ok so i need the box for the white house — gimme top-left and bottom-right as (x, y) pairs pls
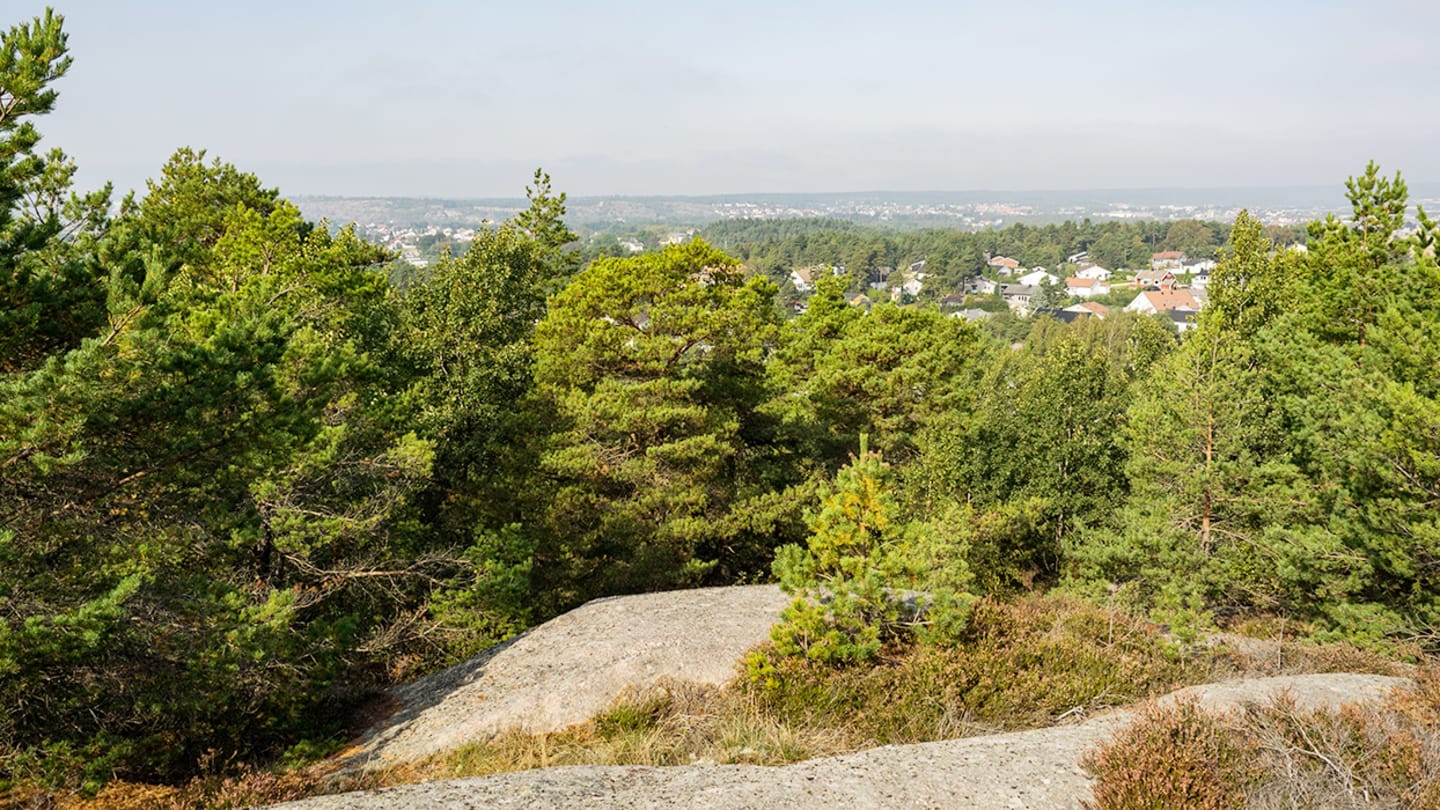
(1075, 264), (1112, 281)
(988, 256), (1021, 275)
(1065, 301), (1111, 319)
(966, 276), (999, 295)
(1183, 258), (1217, 289)
(1166, 309), (1201, 334)
(890, 271), (924, 300)
(1017, 269), (1059, 287)
(951, 308), (991, 322)
(1134, 269), (1178, 289)
(1151, 250), (1186, 271)
(1065, 276), (1108, 297)
(1126, 287), (1201, 316)
(1001, 283), (1039, 313)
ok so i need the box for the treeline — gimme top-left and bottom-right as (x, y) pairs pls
(702, 213), (1307, 297)
(3, 9), (1439, 795)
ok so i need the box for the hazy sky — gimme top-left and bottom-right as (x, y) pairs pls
(28, 0), (1440, 198)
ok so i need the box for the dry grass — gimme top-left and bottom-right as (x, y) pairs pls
(1, 758), (378, 810)
(394, 593), (1219, 787)
(741, 593), (1213, 741)
(1208, 615), (1421, 680)
(390, 679), (854, 785)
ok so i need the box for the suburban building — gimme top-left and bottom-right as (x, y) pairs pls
(1001, 283), (1039, 313)
(950, 308), (991, 322)
(988, 255), (1021, 275)
(1065, 301), (1111, 319)
(1126, 287), (1201, 315)
(965, 276), (999, 295)
(1017, 268), (1060, 287)
(1166, 309), (1201, 333)
(1151, 250), (1186, 271)
(1134, 269), (1178, 289)
(1065, 276), (1108, 297)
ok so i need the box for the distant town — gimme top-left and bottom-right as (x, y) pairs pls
(295, 185), (1439, 272)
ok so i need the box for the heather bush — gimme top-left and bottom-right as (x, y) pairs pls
(1085, 697), (1258, 810)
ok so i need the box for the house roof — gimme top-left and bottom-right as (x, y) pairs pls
(1152, 250), (1185, 261)
(988, 256), (1020, 269)
(1065, 276), (1097, 288)
(1067, 301), (1111, 316)
(1138, 288), (1200, 312)
(952, 308), (990, 322)
(1032, 308), (1084, 323)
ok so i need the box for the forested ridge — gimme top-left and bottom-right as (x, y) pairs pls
(3, 9), (1439, 799)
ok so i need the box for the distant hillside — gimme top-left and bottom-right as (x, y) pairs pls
(293, 183), (1440, 232)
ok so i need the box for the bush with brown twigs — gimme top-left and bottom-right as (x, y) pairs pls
(1086, 670), (1440, 810)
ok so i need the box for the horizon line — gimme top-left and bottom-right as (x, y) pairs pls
(289, 180), (1440, 203)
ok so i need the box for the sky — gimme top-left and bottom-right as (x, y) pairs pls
(26, 0), (1440, 198)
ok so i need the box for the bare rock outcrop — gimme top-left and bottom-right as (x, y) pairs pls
(333, 584), (791, 770)
(282, 674), (1410, 810)
(280, 585), (1413, 809)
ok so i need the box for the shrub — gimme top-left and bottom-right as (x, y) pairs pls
(1085, 697), (1258, 810)
(1087, 667), (1440, 809)
(746, 594), (1201, 742)
(770, 445), (974, 664)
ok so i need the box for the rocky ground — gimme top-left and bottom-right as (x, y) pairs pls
(331, 585), (793, 771)
(272, 587), (1413, 810)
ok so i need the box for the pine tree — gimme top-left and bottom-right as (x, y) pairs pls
(770, 442), (974, 663)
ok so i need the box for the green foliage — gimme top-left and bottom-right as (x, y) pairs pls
(523, 240), (786, 613)
(0, 144), (438, 785)
(748, 595), (1198, 741)
(1075, 167), (1440, 648)
(765, 295), (989, 469)
(1162, 219), (1219, 257)
(769, 446), (974, 663)
(1070, 216), (1303, 626)
(915, 331), (1132, 593)
(0, 8), (70, 231)
(0, 9), (112, 373)
(512, 168), (579, 253)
